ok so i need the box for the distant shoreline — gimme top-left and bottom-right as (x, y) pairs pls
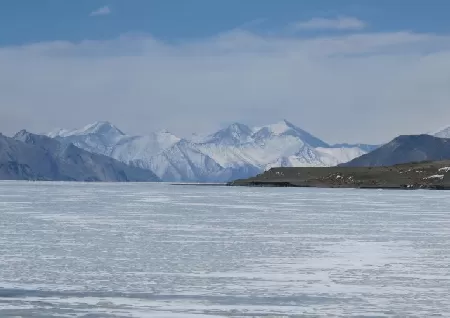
(228, 161), (450, 190)
(171, 183), (227, 186)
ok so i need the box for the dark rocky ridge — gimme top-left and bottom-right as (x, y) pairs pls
(340, 134), (450, 167)
(0, 131), (161, 182)
(229, 161), (450, 189)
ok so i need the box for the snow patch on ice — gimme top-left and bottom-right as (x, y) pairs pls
(424, 174), (444, 180)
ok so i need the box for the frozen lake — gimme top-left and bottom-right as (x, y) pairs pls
(0, 182), (449, 317)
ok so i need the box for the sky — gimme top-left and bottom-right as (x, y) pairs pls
(1, 0), (450, 144)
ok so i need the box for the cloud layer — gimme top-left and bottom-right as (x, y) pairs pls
(293, 17), (367, 31)
(90, 6), (111, 17)
(1, 25), (450, 144)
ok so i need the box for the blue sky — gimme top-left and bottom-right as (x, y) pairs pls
(1, 1), (450, 143)
(2, 0), (450, 45)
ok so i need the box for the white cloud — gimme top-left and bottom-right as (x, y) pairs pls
(90, 5), (111, 17)
(1, 29), (450, 144)
(293, 16), (367, 31)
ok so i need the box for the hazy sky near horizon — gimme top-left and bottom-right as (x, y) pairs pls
(1, 0), (450, 144)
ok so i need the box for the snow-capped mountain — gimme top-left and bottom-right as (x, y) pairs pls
(50, 122), (221, 182)
(251, 120), (329, 148)
(50, 122), (180, 160)
(134, 140), (232, 182)
(111, 130), (181, 163)
(49, 121), (125, 138)
(48, 120), (373, 182)
(203, 123), (254, 146)
(196, 120), (366, 171)
(49, 121), (126, 155)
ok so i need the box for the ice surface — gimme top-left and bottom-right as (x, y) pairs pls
(1, 182), (450, 317)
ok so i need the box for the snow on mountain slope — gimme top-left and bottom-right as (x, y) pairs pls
(434, 126), (450, 139)
(111, 130), (180, 163)
(48, 120), (370, 182)
(264, 146), (365, 170)
(197, 121), (364, 172)
(51, 122), (180, 165)
(49, 121), (126, 156)
(252, 120), (329, 148)
(48, 128), (71, 138)
(203, 123), (254, 145)
(315, 147), (367, 166)
(198, 134), (310, 169)
(265, 156), (321, 170)
(264, 145), (326, 170)
(133, 140), (231, 182)
(50, 121), (125, 138)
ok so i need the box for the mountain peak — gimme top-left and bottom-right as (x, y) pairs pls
(252, 120), (329, 148)
(229, 122), (251, 129)
(204, 122), (253, 145)
(49, 121), (125, 138)
(280, 118), (294, 126)
(14, 130), (52, 144)
(48, 128), (71, 138)
(268, 120), (296, 134)
(13, 130), (59, 150)
(253, 120), (301, 137)
(79, 121), (125, 136)
(226, 122), (253, 135)
(13, 129), (29, 139)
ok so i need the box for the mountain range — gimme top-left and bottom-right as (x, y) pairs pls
(2, 120), (450, 182)
(48, 120), (378, 182)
